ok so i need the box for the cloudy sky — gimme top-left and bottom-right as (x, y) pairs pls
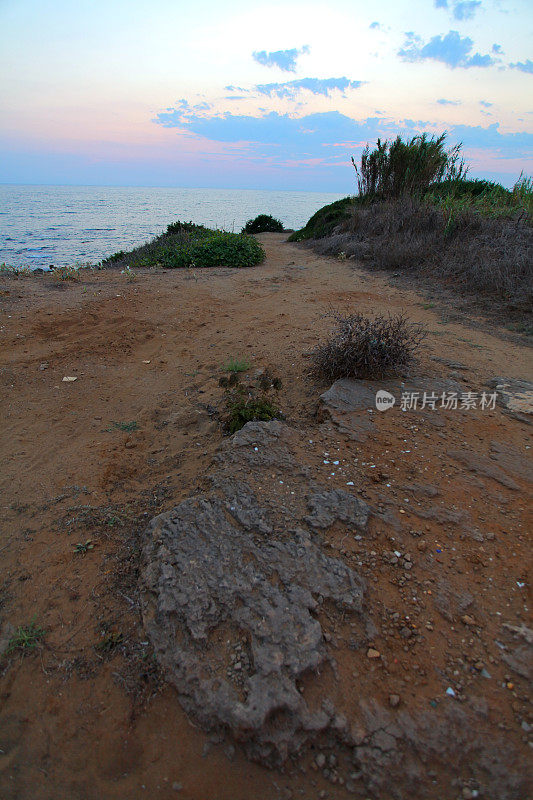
(1, 0), (532, 190)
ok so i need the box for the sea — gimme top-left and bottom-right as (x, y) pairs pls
(0, 185), (346, 270)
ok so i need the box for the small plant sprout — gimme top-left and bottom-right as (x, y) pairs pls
(121, 265), (136, 282)
(5, 618), (45, 656)
(73, 539), (94, 554)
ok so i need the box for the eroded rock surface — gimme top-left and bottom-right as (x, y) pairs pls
(141, 421), (369, 765)
(139, 419), (529, 797)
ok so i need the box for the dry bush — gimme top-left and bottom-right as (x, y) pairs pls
(312, 199), (533, 319)
(311, 312), (425, 381)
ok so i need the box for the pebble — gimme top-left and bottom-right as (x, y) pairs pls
(367, 648), (381, 659)
(389, 694), (401, 708)
(315, 753), (326, 768)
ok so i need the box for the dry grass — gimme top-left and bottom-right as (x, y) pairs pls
(312, 198), (532, 321)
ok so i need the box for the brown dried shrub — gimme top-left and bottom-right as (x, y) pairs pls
(311, 311), (426, 381)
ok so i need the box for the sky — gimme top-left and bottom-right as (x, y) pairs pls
(0, 0), (532, 191)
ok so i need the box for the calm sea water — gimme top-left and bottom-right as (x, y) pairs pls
(0, 185), (345, 269)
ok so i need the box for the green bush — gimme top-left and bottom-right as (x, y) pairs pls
(103, 222), (265, 270)
(288, 197), (356, 241)
(242, 214), (284, 234)
(165, 220), (210, 236)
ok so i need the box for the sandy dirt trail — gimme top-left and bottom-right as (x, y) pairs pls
(0, 233), (531, 799)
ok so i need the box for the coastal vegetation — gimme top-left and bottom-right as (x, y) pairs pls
(103, 221), (265, 270)
(287, 197), (355, 242)
(289, 134), (532, 320)
(242, 214), (284, 233)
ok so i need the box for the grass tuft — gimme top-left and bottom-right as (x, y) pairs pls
(221, 357), (251, 373)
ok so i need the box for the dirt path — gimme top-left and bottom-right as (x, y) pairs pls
(0, 233), (531, 799)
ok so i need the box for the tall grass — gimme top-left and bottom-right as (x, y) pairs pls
(352, 133), (467, 201)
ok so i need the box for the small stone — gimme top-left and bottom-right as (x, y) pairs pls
(389, 694), (401, 708)
(367, 648), (381, 659)
(315, 753), (326, 769)
(461, 614), (475, 626)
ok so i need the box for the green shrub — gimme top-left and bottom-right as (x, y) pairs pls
(165, 220), (210, 236)
(288, 197), (356, 241)
(311, 311), (426, 381)
(103, 223), (265, 270)
(242, 214), (284, 234)
(106, 250), (127, 263)
(226, 388), (281, 433)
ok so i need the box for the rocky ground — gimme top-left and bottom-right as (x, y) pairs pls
(0, 233), (531, 799)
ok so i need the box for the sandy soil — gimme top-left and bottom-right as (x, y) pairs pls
(0, 233), (531, 799)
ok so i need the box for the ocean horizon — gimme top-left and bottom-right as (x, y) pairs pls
(0, 184), (347, 270)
